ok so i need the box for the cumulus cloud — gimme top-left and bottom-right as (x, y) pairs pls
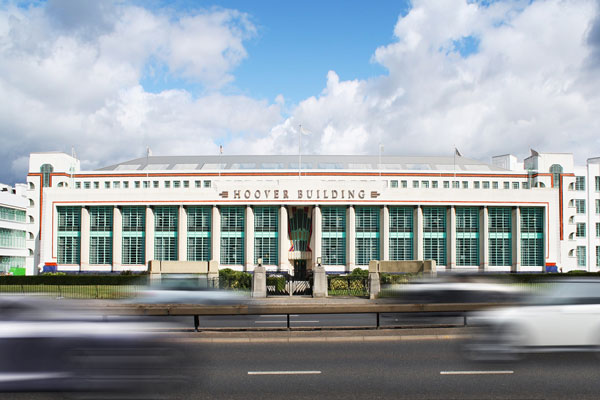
(267, 0), (600, 165)
(0, 0), (277, 183)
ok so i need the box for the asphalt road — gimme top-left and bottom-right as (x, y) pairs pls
(5, 338), (600, 399)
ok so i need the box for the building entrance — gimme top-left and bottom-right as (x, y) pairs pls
(293, 259), (308, 280)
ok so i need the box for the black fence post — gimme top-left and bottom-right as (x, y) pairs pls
(194, 315), (200, 332)
(376, 312), (380, 329)
(287, 314), (291, 330)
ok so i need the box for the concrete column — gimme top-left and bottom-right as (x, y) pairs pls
(347, 205), (356, 272)
(381, 205), (389, 261)
(312, 264), (328, 298)
(245, 206), (254, 270)
(251, 264), (266, 298)
(447, 206), (456, 269)
(80, 207), (90, 269)
(112, 206), (122, 270)
(512, 206), (521, 272)
(279, 206), (290, 272)
(145, 206), (154, 265)
(211, 206), (220, 266)
(480, 206), (489, 272)
(415, 206), (424, 260)
(178, 205), (187, 261)
(312, 205), (322, 267)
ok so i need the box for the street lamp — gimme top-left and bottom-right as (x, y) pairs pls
(316, 256), (322, 267)
(257, 257), (263, 267)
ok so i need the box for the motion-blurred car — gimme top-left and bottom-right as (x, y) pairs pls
(0, 296), (190, 395)
(382, 275), (527, 303)
(464, 279), (600, 360)
(132, 277), (249, 304)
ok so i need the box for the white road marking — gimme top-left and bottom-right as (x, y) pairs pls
(440, 371), (514, 375)
(291, 321), (319, 323)
(254, 320), (320, 324)
(248, 371), (321, 375)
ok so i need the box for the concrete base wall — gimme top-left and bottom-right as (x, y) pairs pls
(369, 260), (437, 274)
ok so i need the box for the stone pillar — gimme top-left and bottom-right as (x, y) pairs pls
(312, 263), (328, 298)
(80, 207), (90, 269)
(415, 206), (424, 261)
(178, 205), (187, 261)
(211, 206), (221, 266)
(312, 205), (322, 267)
(512, 206), (521, 272)
(112, 206), (122, 270)
(381, 205), (389, 261)
(480, 206), (489, 272)
(145, 206), (154, 266)
(252, 264), (266, 298)
(279, 206), (290, 272)
(245, 205), (254, 271)
(347, 205), (356, 272)
(447, 206), (456, 269)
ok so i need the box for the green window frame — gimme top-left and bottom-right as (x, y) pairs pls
(0, 228), (26, 249)
(575, 176), (585, 191)
(154, 206), (178, 261)
(57, 206), (81, 264)
(575, 199), (586, 214)
(355, 207), (380, 266)
(220, 206), (244, 265)
(40, 163), (53, 187)
(488, 207), (512, 266)
(456, 207), (479, 266)
(423, 207), (446, 266)
(389, 207), (413, 261)
(549, 164), (563, 188)
(596, 246), (600, 267)
(187, 207), (211, 262)
(520, 207), (544, 266)
(254, 207), (278, 265)
(576, 223), (586, 238)
(0, 206), (26, 223)
(89, 206), (113, 265)
(322, 207), (346, 265)
(577, 246), (586, 267)
(122, 206), (145, 265)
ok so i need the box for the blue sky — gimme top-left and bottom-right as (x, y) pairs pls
(139, 0), (412, 104)
(1, 0), (599, 184)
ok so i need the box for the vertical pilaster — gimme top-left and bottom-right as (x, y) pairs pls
(211, 206), (220, 265)
(448, 206), (456, 269)
(145, 206), (154, 265)
(245, 205), (254, 270)
(80, 207), (90, 269)
(512, 206), (521, 272)
(312, 205), (322, 267)
(415, 206), (424, 261)
(279, 205), (290, 272)
(112, 206), (122, 269)
(347, 205), (356, 272)
(480, 206), (489, 272)
(381, 205), (389, 261)
(178, 205), (187, 261)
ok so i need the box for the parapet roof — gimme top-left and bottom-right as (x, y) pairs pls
(98, 155), (507, 172)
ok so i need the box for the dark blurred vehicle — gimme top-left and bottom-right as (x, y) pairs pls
(464, 279), (600, 360)
(132, 277), (249, 304)
(382, 275), (527, 303)
(0, 296), (190, 396)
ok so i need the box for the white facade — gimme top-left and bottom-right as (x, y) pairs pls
(0, 183), (32, 274)
(24, 150), (600, 275)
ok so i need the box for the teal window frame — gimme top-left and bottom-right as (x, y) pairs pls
(576, 223), (586, 238)
(322, 207), (346, 265)
(154, 206), (178, 261)
(220, 206), (245, 265)
(575, 176), (585, 191)
(577, 246), (586, 267)
(488, 207), (512, 266)
(254, 206), (278, 265)
(355, 207), (380, 266)
(575, 199), (586, 214)
(520, 207), (544, 266)
(57, 206), (81, 264)
(89, 206), (113, 265)
(0, 206), (26, 223)
(187, 206), (211, 262)
(456, 207), (479, 266)
(423, 207), (446, 266)
(122, 206), (145, 265)
(389, 207), (413, 261)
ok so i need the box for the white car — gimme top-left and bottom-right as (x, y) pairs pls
(465, 279), (600, 360)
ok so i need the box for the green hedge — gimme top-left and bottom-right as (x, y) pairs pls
(0, 274), (148, 285)
(219, 268), (252, 290)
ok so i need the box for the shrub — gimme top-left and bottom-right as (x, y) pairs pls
(350, 268), (369, 277)
(330, 278), (349, 291)
(219, 268), (252, 290)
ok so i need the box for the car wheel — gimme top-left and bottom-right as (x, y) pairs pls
(495, 325), (525, 361)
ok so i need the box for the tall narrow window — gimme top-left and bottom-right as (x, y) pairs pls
(322, 207), (346, 265)
(187, 207), (211, 262)
(154, 206), (178, 261)
(575, 176), (585, 191)
(520, 207), (544, 266)
(220, 207), (244, 265)
(122, 207), (145, 265)
(355, 207), (380, 266)
(577, 246), (586, 267)
(575, 199), (586, 214)
(423, 207), (446, 266)
(57, 206), (81, 264)
(389, 207), (413, 261)
(576, 223), (586, 238)
(489, 207), (512, 266)
(549, 164), (563, 188)
(456, 207), (479, 266)
(254, 207), (278, 265)
(40, 164), (54, 188)
(89, 206), (112, 265)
